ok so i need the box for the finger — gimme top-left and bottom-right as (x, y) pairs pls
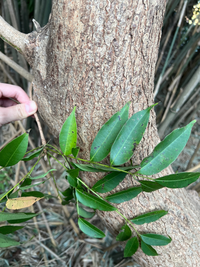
(0, 98), (17, 107)
(0, 83), (30, 103)
(0, 101), (37, 126)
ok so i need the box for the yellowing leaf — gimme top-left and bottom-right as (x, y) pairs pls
(6, 197), (42, 210)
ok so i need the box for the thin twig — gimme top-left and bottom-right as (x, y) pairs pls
(0, 61), (17, 85)
(0, 52), (33, 81)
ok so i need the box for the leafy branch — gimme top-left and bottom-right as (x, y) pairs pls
(0, 102), (199, 257)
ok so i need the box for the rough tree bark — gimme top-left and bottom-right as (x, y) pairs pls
(1, 1), (200, 266)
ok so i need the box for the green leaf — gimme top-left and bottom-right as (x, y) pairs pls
(141, 233), (172, 246)
(0, 233), (20, 247)
(138, 121), (196, 175)
(78, 218), (105, 238)
(105, 187), (142, 204)
(124, 237), (139, 257)
(20, 180), (46, 190)
(140, 180), (164, 192)
(59, 107), (77, 156)
(116, 224), (132, 241)
(72, 147), (80, 158)
(110, 105), (156, 166)
(0, 226), (23, 235)
(30, 169), (56, 180)
(90, 102), (130, 162)
(73, 163), (135, 173)
(67, 175), (77, 187)
(0, 212), (38, 222)
(20, 178), (32, 187)
(21, 191), (45, 198)
(62, 188), (74, 202)
(155, 172), (200, 188)
(75, 189), (117, 211)
(73, 163), (106, 172)
(0, 133), (28, 167)
(141, 240), (158, 256)
(92, 172), (127, 193)
(77, 206), (95, 218)
(131, 210), (168, 225)
(22, 147), (44, 161)
(67, 168), (79, 178)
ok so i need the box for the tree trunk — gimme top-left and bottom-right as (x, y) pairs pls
(1, 1), (200, 266)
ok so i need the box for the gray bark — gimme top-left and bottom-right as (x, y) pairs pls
(1, 0), (200, 266)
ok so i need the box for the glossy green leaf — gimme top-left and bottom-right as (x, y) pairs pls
(0, 233), (20, 247)
(73, 163), (104, 172)
(30, 169), (56, 180)
(105, 187), (142, 204)
(131, 210), (168, 225)
(155, 172), (200, 188)
(78, 206), (95, 218)
(92, 172), (127, 193)
(90, 102), (130, 162)
(21, 191), (45, 198)
(0, 226), (23, 235)
(78, 218), (105, 238)
(141, 240), (158, 256)
(124, 237), (139, 257)
(140, 180), (164, 192)
(0, 133), (28, 167)
(138, 121), (196, 175)
(75, 189), (117, 211)
(110, 105), (156, 166)
(141, 233), (172, 246)
(22, 147), (43, 161)
(116, 224), (132, 241)
(59, 107), (77, 156)
(72, 147), (80, 158)
(0, 212), (38, 222)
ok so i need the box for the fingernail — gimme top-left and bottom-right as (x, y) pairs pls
(25, 101), (37, 114)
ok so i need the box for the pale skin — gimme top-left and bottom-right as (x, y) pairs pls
(0, 83), (37, 127)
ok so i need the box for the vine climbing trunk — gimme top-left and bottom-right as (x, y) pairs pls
(1, 0), (200, 266)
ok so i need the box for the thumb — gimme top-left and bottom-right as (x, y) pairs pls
(0, 101), (37, 126)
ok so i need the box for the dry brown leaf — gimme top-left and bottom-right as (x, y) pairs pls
(6, 197), (42, 210)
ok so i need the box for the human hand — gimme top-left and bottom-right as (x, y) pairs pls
(0, 83), (37, 127)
